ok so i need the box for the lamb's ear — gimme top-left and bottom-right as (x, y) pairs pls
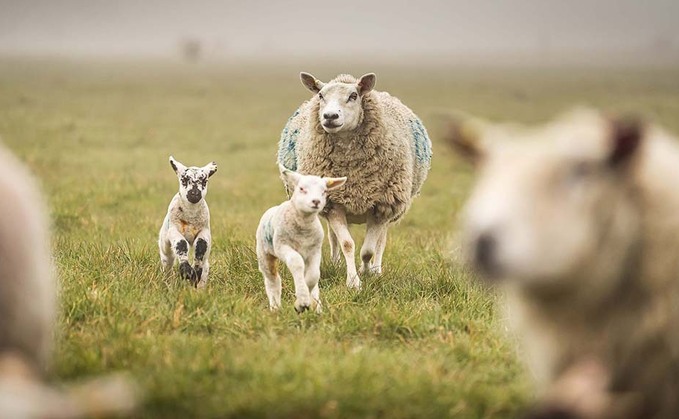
(300, 72), (325, 93)
(357, 73), (376, 95)
(203, 161), (217, 178)
(324, 176), (347, 191)
(443, 115), (485, 166)
(169, 156), (187, 174)
(278, 163), (302, 188)
(607, 116), (643, 168)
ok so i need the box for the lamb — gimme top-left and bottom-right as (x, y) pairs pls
(446, 108), (679, 418)
(0, 142), (137, 418)
(256, 165), (346, 313)
(278, 72), (432, 289)
(159, 156), (217, 288)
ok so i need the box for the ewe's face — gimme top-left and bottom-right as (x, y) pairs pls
(300, 72), (376, 135)
(457, 114), (642, 293)
(170, 157), (217, 204)
(317, 83), (363, 134)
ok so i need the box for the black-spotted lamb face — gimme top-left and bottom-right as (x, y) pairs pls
(300, 72), (376, 134)
(169, 156), (217, 204)
(449, 111), (644, 297)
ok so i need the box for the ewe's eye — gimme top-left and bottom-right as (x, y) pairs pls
(348, 92), (357, 102)
(565, 161), (598, 185)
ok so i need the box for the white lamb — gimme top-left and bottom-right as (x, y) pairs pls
(159, 156), (217, 288)
(256, 165), (346, 313)
(278, 72), (432, 289)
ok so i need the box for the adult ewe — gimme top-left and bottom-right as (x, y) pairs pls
(278, 72), (432, 289)
(447, 109), (679, 418)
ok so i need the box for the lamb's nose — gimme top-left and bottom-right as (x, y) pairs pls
(474, 231), (501, 278)
(311, 199), (320, 207)
(323, 112), (339, 120)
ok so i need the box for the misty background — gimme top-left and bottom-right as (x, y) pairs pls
(1, 0), (678, 65)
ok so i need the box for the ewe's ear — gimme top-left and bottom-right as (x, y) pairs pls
(278, 163), (302, 188)
(357, 73), (376, 95)
(300, 72), (325, 93)
(169, 156), (187, 174)
(443, 115), (485, 166)
(203, 161), (217, 178)
(607, 116), (643, 168)
(325, 176), (347, 191)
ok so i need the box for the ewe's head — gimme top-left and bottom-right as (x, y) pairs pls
(447, 110), (644, 296)
(279, 164), (346, 214)
(300, 72), (376, 134)
(169, 156), (217, 204)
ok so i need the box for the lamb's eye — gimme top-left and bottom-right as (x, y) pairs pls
(348, 92), (357, 102)
(299, 187), (307, 194)
(318, 93), (324, 100)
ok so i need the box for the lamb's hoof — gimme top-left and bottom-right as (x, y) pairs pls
(311, 300), (323, 314)
(371, 265), (383, 275)
(294, 298), (311, 313)
(179, 262), (196, 283)
(346, 276), (361, 290)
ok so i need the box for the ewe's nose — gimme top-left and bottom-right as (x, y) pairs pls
(311, 199), (321, 207)
(323, 112), (339, 121)
(473, 231), (502, 279)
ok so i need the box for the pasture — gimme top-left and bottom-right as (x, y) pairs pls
(1, 58), (678, 418)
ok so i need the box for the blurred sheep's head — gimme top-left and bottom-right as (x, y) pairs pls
(446, 109), (644, 297)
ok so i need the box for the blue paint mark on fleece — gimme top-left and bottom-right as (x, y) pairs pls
(263, 218), (274, 247)
(277, 109), (300, 171)
(410, 118), (432, 168)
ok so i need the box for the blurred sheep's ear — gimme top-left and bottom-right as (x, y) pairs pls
(357, 73), (376, 95)
(324, 176), (347, 191)
(442, 115), (485, 167)
(203, 162), (217, 178)
(278, 163), (302, 188)
(300, 72), (325, 93)
(607, 115), (644, 169)
(169, 156), (187, 174)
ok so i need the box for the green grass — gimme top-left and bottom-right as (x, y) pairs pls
(1, 58), (679, 418)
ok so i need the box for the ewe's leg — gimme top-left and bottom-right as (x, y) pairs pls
(277, 245), (311, 313)
(167, 228), (195, 283)
(327, 222), (341, 264)
(305, 252), (322, 313)
(258, 251), (282, 310)
(372, 229), (388, 275)
(193, 230), (211, 289)
(327, 209), (360, 289)
(360, 217), (388, 275)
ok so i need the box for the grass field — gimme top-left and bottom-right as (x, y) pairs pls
(1, 58), (679, 418)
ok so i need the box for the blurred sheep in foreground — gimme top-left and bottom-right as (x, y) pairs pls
(446, 109), (679, 418)
(0, 142), (138, 418)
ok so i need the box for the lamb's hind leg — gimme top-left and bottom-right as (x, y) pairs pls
(258, 252), (281, 311)
(193, 230), (211, 289)
(327, 208), (360, 289)
(360, 216), (388, 275)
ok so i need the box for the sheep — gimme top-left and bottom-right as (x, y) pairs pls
(278, 72), (432, 289)
(446, 108), (679, 418)
(0, 142), (138, 418)
(158, 156), (217, 288)
(256, 165), (346, 313)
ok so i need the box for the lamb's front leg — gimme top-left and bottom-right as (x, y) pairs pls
(167, 227), (196, 284)
(360, 216), (388, 275)
(277, 245), (311, 313)
(193, 229), (211, 289)
(305, 251), (322, 313)
(327, 208), (360, 289)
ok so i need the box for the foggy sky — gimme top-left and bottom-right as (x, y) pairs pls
(0, 0), (678, 61)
